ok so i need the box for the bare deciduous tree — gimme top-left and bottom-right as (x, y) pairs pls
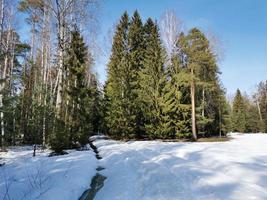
(0, 0), (16, 148)
(159, 10), (183, 65)
(206, 30), (225, 62)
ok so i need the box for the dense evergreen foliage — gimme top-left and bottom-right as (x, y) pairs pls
(138, 18), (166, 138)
(104, 11), (230, 140)
(230, 86), (267, 133)
(50, 29), (101, 152)
(231, 89), (246, 132)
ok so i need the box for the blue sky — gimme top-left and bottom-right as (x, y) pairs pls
(96, 0), (267, 95)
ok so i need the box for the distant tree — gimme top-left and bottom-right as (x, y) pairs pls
(253, 81), (267, 132)
(231, 89), (246, 132)
(244, 97), (261, 133)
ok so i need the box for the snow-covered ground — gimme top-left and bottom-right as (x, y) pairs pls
(94, 133), (267, 200)
(1, 134), (267, 200)
(0, 147), (97, 200)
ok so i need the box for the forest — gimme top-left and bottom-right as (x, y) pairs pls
(0, 0), (267, 154)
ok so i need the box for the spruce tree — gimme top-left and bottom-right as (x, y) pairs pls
(126, 10), (145, 137)
(66, 28), (96, 146)
(244, 95), (261, 133)
(104, 12), (130, 138)
(161, 32), (191, 138)
(50, 28), (96, 151)
(138, 18), (165, 138)
(231, 89), (246, 132)
(104, 12), (228, 139)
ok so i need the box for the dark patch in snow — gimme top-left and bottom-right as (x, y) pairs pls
(88, 141), (102, 160)
(78, 173), (107, 200)
(96, 166), (105, 171)
(48, 151), (68, 157)
(78, 138), (107, 200)
(0, 148), (8, 152)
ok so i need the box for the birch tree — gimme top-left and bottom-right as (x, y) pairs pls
(159, 10), (183, 65)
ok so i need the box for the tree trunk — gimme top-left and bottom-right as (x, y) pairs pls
(55, 3), (65, 118)
(191, 68), (197, 140)
(219, 99), (222, 138)
(0, 0), (4, 42)
(202, 89), (205, 117)
(0, 26), (11, 148)
(0, 0), (3, 148)
(41, 6), (50, 147)
(0, 94), (4, 148)
(256, 94), (263, 122)
(56, 51), (63, 117)
(30, 21), (36, 60)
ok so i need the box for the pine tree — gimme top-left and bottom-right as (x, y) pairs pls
(231, 89), (246, 132)
(185, 28), (223, 139)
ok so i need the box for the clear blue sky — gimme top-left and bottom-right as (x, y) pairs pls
(96, 0), (267, 95)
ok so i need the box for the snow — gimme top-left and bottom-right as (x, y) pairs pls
(0, 146), (97, 200)
(93, 134), (267, 200)
(1, 134), (267, 200)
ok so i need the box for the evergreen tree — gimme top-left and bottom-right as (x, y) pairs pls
(104, 12), (131, 138)
(218, 90), (231, 136)
(50, 28), (97, 151)
(104, 12), (228, 140)
(0, 31), (30, 146)
(66, 28), (96, 146)
(244, 95), (261, 133)
(231, 89), (246, 132)
(185, 28), (223, 138)
(160, 32), (191, 138)
(126, 10), (145, 137)
(138, 18), (165, 138)
(255, 81), (267, 132)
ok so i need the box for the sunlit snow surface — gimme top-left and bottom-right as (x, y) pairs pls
(94, 133), (267, 200)
(0, 147), (97, 200)
(1, 134), (267, 200)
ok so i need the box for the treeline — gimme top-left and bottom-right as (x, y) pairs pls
(231, 83), (267, 133)
(0, 0), (101, 153)
(103, 11), (229, 140)
(0, 1), (266, 152)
